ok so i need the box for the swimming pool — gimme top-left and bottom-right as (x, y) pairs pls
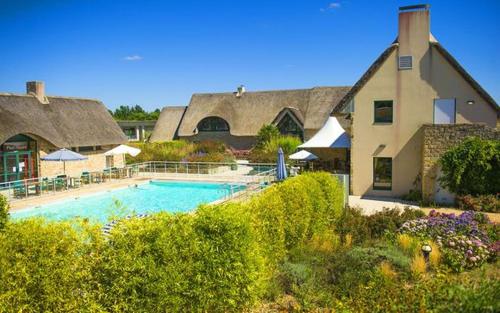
(11, 180), (245, 223)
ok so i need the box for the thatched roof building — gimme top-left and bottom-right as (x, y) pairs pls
(0, 82), (126, 147)
(0, 81), (127, 182)
(149, 106), (187, 142)
(151, 86), (351, 148)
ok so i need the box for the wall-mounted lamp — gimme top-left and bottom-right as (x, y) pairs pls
(379, 144), (386, 149)
(467, 100), (475, 105)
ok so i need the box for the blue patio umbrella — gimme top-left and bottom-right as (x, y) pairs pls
(276, 147), (288, 181)
(41, 148), (88, 175)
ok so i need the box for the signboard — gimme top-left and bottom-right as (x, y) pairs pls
(2, 142), (28, 151)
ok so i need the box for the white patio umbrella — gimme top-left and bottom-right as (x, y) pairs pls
(104, 144), (141, 167)
(289, 150), (318, 161)
(104, 144), (141, 157)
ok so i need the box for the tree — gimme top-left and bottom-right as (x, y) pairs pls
(110, 105), (160, 121)
(439, 137), (500, 195)
(255, 124), (280, 148)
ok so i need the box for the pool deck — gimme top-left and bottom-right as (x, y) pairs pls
(9, 174), (256, 212)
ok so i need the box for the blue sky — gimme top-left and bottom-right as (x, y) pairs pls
(0, 0), (499, 110)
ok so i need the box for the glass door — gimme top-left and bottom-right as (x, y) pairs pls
(1, 151), (33, 182)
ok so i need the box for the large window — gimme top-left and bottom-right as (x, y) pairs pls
(374, 100), (393, 124)
(276, 113), (303, 139)
(197, 117), (230, 132)
(373, 157), (392, 190)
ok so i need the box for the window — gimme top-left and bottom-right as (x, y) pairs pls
(123, 127), (137, 140)
(197, 117), (230, 132)
(78, 146), (94, 152)
(106, 155), (114, 168)
(276, 113), (303, 139)
(373, 157), (392, 190)
(374, 100), (393, 124)
(398, 56), (412, 69)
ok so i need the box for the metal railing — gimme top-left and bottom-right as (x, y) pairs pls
(0, 161), (277, 202)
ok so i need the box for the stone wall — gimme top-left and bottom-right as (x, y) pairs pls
(37, 136), (124, 177)
(421, 123), (499, 202)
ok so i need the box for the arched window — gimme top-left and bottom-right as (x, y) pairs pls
(276, 113), (303, 139)
(197, 117), (230, 132)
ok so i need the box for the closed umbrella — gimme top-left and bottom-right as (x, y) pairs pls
(276, 147), (288, 181)
(41, 148), (87, 175)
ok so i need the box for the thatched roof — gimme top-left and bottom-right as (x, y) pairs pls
(150, 106), (187, 142)
(333, 36), (499, 114)
(176, 87), (351, 137)
(0, 94), (127, 147)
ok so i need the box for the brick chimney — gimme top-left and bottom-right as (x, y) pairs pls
(26, 81), (48, 103)
(398, 4), (430, 68)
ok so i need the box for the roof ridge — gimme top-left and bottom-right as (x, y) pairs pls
(192, 86), (353, 96)
(0, 92), (101, 102)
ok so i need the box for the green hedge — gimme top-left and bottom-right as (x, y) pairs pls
(0, 172), (345, 312)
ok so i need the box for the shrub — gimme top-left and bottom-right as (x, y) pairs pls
(456, 194), (500, 213)
(0, 194), (9, 231)
(336, 207), (425, 244)
(255, 124), (280, 148)
(126, 140), (235, 164)
(439, 137), (500, 196)
(0, 219), (103, 311)
(399, 210), (497, 272)
(249, 135), (301, 162)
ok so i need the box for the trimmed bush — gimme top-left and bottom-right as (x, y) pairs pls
(0, 172), (344, 312)
(0, 219), (103, 311)
(439, 137), (500, 196)
(0, 194), (8, 231)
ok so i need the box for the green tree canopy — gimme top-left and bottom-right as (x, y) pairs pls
(110, 105), (160, 121)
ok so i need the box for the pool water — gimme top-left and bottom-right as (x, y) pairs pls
(11, 180), (245, 223)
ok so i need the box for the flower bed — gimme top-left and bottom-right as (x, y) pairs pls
(400, 210), (498, 272)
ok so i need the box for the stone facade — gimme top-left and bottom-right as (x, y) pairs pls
(421, 124), (499, 202)
(37, 136), (124, 178)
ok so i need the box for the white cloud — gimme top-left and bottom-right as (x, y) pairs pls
(320, 2), (341, 12)
(123, 55), (143, 61)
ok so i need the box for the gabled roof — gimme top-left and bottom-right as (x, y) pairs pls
(150, 106), (187, 142)
(176, 86), (351, 137)
(0, 94), (127, 147)
(332, 44), (398, 114)
(333, 36), (499, 115)
(431, 42), (498, 113)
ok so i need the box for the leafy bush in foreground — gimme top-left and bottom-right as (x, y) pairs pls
(457, 194), (500, 213)
(400, 210), (498, 271)
(0, 172), (344, 312)
(439, 137), (500, 196)
(0, 194), (8, 231)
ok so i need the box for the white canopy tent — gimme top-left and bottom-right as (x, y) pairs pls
(289, 150), (318, 161)
(299, 116), (350, 149)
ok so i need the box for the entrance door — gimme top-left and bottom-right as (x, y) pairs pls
(1, 151), (33, 182)
(434, 99), (456, 124)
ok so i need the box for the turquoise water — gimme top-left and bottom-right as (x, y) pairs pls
(11, 180), (245, 223)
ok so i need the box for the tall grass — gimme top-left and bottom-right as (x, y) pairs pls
(126, 140), (235, 164)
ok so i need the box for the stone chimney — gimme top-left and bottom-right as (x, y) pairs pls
(398, 4), (430, 67)
(26, 81), (48, 103)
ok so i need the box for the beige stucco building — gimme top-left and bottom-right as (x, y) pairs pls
(332, 5), (498, 201)
(0, 81), (127, 182)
